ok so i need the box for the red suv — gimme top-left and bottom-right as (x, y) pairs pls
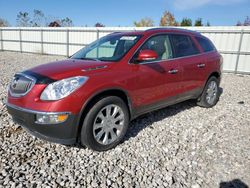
(7, 28), (222, 151)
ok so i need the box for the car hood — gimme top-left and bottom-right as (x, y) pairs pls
(23, 59), (113, 81)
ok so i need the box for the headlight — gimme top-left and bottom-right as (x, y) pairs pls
(40, 76), (88, 100)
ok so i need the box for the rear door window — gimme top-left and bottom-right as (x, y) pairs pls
(171, 34), (199, 58)
(195, 37), (215, 52)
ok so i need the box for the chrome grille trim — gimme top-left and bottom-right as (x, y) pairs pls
(9, 73), (36, 97)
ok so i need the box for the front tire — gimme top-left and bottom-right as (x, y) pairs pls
(80, 96), (129, 151)
(197, 76), (220, 108)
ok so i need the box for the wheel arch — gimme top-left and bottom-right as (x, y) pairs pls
(198, 71), (221, 101)
(207, 71), (221, 82)
(76, 88), (133, 136)
(197, 71), (221, 107)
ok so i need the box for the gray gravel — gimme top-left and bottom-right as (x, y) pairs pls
(0, 51), (250, 188)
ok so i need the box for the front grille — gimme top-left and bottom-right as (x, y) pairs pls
(9, 73), (36, 97)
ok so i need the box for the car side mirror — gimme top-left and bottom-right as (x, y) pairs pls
(136, 50), (158, 62)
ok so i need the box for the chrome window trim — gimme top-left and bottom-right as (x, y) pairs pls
(135, 50), (216, 65)
(9, 72), (37, 97)
(128, 32), (217, 65)
(6, 102), (71, 115)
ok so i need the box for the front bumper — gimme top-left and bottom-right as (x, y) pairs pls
(7, 103), (79, 145)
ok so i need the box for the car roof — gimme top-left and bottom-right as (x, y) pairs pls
(111, 27), (201, 37)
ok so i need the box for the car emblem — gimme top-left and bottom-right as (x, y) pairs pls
(11, 77), (19, 89)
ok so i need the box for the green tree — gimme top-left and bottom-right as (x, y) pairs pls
(180, 18), (192, 26)
(31, 9), (45, 27)
(206, 21), (211, 26)
(48, 21), (61, 27)
(0, 18), (10, 27)
(236, 21), (242, 26)
(243, 16), (250, 26)
(194, 18), (203, 26)
(16, 12), (31, 27)
(160, 11), (178, 26)
(95, 22), (105, 27)
(60, 17), (73, 27)
(134, 17), (154, 27)
(236, 16), (250, 26)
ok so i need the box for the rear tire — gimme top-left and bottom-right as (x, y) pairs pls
(80, 96), (129, 151)
(197, 76), (220, 108)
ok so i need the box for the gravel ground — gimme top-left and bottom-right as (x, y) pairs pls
(0, 51), (250, 188)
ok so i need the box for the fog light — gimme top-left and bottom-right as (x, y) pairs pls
(36, 113), (69, 124)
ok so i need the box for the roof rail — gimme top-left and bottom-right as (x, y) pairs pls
(108, 32), (122, 35)
(145, 27), (176, 31)
(145, 27), (201, 35)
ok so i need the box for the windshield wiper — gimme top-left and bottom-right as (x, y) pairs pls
(78, 57), (101, 61)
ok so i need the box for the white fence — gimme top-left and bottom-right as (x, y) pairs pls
(0, 26), (250, 74)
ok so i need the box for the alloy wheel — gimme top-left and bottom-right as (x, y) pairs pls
(206, 80), (218, 105)
(93, 104), (125, 145)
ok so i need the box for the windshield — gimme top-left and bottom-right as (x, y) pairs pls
(71, 34), (141, 62)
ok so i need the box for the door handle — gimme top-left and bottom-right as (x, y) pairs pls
(168, 69), (178, 74)
(197, 63), (206, 68)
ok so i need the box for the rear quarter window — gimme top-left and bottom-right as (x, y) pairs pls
(195, 37), (215, 52)
(171, 34), (199, 58)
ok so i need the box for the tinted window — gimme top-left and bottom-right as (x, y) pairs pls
(134, 35), (173, 63)
(171, 35), (199, 58)
(195, 37), (215, 52)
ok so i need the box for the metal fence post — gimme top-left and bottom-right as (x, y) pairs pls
(0, 28), (3, 51)
(66, 29), (69, 57)
(41, 29), (44, 54)
(96, 29), (99, 58)
(235, 29), (244, 74)
(19, 28), (23, 53)
(96, 29), (99, 40)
